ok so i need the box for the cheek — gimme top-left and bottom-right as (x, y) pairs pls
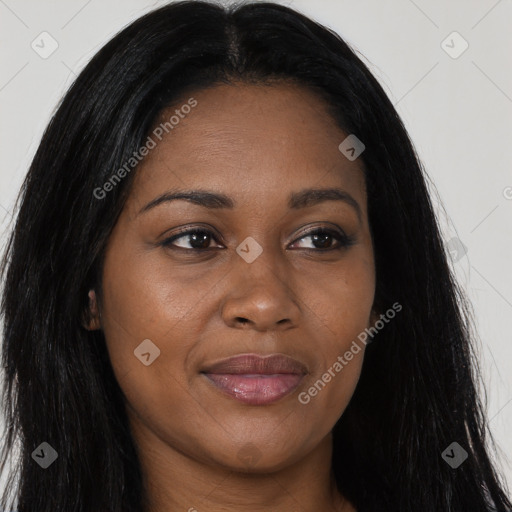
(98, 251), (202, 428)
(305, 245), (375, 337)
(97, 239), (201, 391)
(99, 232), (213, 343)
(298, 250), (374, 412)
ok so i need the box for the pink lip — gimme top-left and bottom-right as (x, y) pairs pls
(201, 353), (307, 405)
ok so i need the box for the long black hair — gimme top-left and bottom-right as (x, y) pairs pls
(1, 1), (510, 511)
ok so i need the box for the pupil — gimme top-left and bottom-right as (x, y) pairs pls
(313, 233), (331, 249)
(191, 233), (210, 249)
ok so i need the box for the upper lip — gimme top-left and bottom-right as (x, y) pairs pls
(201, 353), (308, 375)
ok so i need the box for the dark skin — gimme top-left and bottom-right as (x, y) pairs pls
(85, 82), (377, 512)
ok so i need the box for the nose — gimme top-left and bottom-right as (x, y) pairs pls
(220, 249), (301, 332)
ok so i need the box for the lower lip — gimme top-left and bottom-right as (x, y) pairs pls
(203, 373), (304, 405)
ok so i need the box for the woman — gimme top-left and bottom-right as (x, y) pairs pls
(0, 1), (510, 511)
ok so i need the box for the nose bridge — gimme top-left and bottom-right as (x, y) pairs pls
(236, 230), (289, 288)
(233, 210), (283, 273)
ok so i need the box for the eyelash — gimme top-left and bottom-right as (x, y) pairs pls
(160, 226), (355, 252)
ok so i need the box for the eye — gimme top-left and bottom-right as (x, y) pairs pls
(161, 228), (222, 251)
(289, 227), (355, 251)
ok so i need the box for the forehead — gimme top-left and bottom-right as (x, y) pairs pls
(128, 82), (366, 215)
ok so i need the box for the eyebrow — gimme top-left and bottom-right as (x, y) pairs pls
(138, 187), (362, 221)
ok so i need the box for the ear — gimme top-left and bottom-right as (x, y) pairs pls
(82, 289), (101, 331)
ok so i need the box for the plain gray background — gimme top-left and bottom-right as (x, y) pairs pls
(1, 0), (511, 497)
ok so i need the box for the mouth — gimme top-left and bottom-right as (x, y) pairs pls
(200, 353), (307, 405)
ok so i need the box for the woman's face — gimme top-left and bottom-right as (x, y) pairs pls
(88, 82), (376, 472)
